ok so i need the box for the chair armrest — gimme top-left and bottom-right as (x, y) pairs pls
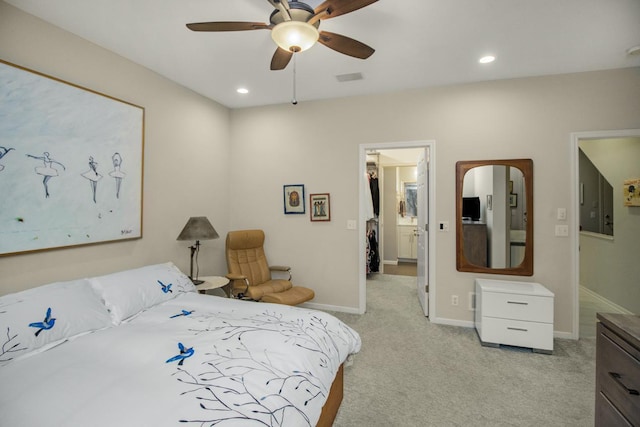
(225, 273), (249, 297)
(269, 265), (292, 281)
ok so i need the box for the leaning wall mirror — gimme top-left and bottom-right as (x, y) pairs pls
(455, 159), (534, 276)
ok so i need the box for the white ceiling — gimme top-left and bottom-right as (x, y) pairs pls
(7, 0), (640, 109)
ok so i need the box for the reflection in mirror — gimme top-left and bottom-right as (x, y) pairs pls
(404, 182), (417, 217)
(463, 165), (526, 267)
(456, 159), (533, 276)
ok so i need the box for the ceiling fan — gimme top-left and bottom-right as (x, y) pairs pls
(186, 0), (377, 70)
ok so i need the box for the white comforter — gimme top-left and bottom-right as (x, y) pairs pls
(0, 293), (361, 426)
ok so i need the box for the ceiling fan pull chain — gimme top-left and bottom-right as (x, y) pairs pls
(292, 53), (298, 105)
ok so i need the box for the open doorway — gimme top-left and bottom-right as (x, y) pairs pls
(571, 130), (640, 339)
(359, 141), (436, 318)
(369, 148), (424, 277)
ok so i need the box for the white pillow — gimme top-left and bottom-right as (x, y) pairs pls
(90, 262), (196, 323)
(0, 278), (114, 367)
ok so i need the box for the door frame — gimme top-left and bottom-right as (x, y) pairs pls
(570, 129), (640, 339)
(359, 140), (436, 316)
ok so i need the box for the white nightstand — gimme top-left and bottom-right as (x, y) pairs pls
(195, 276), (231, 297)
(475, 278), (554, 353)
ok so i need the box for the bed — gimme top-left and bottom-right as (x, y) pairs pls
(0, 263), (361, 426)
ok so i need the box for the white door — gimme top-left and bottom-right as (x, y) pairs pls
(416, 148), (429, 316)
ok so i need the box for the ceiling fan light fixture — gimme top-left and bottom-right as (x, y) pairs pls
(271, 21), (319, 53)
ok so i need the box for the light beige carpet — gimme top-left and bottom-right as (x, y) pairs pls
(326, 274), (596, 427)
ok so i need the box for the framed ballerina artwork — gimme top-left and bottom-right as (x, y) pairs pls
(0, 60), (144, 256)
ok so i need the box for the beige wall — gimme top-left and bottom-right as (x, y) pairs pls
(229, 68), (640, 334)
(2, 2), (640, 336)
(0, 2), (231, 293)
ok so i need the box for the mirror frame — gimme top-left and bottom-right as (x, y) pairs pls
(455, 159), (534, 276)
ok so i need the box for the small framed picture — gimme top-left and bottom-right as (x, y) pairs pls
(310, 193), (331, 221)
(509, 193), (518, 208)
(283, 184), (305, 214)
(623, 178), (640, 206)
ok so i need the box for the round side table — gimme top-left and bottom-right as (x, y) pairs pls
(195, 276), (231, 297)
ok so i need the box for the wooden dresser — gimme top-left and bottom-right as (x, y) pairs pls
(596, 313), (640, 426)
(462, 222), (487, 266)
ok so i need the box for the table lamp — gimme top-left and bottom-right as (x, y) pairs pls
(176, 216), (219, 284)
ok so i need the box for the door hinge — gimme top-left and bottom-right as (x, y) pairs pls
(425, 285), (429, 293)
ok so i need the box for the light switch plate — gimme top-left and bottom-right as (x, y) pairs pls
(347, 220), (357, 230)
(557, 208), (567, 220)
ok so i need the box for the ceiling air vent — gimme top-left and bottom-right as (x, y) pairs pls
(336, 72), (364, 82)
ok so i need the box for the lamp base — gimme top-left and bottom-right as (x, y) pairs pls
(191, 278), (204, 285)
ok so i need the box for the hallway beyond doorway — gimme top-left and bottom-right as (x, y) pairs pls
(383, 261), (417, 277)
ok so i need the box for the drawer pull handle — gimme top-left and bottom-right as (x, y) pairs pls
(507, 301), (529, 305)
(609, 372), (640, 396)
(507, 327), (528, 332)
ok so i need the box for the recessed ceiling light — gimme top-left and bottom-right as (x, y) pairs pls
(479, 55), (496, 64)
(237, 88), (249, 94)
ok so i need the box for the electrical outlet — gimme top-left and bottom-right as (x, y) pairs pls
(451, 295), (459, 306)
(555, 224), (569, 237)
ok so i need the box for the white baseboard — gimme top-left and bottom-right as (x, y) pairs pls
(302, 302), (363, 315)
(553, 331), (574, 340)
(581, 286), (633, 315)
(430, 316), (475, 328)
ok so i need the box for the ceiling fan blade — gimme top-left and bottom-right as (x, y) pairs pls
(318, 31), (374, 59)
(186, 22), (271, 32)
(313, 0), (378, 20)
(271, 47), (293, 70)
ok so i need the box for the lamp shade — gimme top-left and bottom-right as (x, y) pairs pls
(176, 216), (219, 241)
(271, 21), (319, 53)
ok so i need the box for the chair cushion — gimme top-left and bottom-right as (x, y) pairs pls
(262, 286), (315, 306)
(244, 279), (292, 300)
(226, 230), (272, 286)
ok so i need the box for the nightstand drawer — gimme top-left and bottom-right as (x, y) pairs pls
(481, 317), (553, 350)
(482, 292), (553, 323)
(597, 325), (640, 426)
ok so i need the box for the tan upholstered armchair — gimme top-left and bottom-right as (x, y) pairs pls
(225, 229), (314, 306)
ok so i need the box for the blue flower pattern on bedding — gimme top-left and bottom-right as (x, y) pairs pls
(157, 280), (173, 293)
(28, 307), (56, 337)
(165, 342), (194, 366)
(169, 310), (193, 318)
(167, 309), (359, 426)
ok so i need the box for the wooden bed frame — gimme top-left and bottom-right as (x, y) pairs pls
(316, 364), (344, 427)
